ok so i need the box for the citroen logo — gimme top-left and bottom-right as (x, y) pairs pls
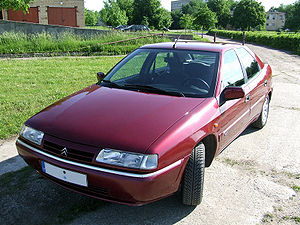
(61, 147), (68, 156)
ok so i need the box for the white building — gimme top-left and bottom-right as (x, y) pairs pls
(266, 11), (285, 31)
(171, 0), (208, 11)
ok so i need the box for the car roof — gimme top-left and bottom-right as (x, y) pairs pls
(140, 42), (242, 53)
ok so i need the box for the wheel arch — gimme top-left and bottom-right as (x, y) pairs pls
(199, 134), (218, 167)
(268, 90), (272, 101)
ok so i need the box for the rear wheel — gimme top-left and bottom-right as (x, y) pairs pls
(252, 95), (270, 129)
(182, 142), (205, 206)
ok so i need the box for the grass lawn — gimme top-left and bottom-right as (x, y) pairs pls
(0, 56), (123, 139)
(0, 32), (170, 55)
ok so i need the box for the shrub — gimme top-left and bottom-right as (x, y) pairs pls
(209, 29), (300, 55)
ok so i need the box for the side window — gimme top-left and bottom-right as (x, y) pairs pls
(221, 50), (245, 90)
(111, 51), (149, 82)
(235, 48), (261, 80)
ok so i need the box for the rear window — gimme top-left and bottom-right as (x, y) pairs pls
(235, 48), (261, 80)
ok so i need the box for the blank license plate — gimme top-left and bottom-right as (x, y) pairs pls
(41, 161), (87, 187)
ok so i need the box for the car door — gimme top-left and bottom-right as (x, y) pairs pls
(217, 49), (251, 151)
(235, 47), (267, 121)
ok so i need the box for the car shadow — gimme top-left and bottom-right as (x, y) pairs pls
(0, 155), (27, 176)
(0, 166), (196, 225)
(239, 126), (258, 136)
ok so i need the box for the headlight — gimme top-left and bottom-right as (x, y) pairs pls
(96, 149), (158, 170)
(20, 125), (44, 145)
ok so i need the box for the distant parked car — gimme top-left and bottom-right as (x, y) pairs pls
(123, 25), (151, 32)
(114, 25), (129, 31)
(16, 42), (272, 206)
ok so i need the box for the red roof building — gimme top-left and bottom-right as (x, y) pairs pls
(2, 0), (85, 27)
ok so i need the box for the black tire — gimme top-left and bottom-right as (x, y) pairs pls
(252, 95), (270, 129)
(182, 142), (205, 206)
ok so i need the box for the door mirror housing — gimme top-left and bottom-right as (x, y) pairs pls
(223, 86), (245, 101)
(97, 72), (105, 82)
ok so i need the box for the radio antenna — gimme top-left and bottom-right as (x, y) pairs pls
(173, 34), (182, 48)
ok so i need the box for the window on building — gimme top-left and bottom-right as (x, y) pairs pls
(266, 23), (269, 26)
(267, 15), (270, 19)
(280, 15), (283, 20)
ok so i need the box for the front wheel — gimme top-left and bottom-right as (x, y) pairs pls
(252, 95), (270, 129)
(182, 142), (205, 206)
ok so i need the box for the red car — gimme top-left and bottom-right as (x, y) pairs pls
(16, 42), (272, 206)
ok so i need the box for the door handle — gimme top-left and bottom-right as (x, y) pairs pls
(245, 94), (250, 103)
(264, 80), (268, 86)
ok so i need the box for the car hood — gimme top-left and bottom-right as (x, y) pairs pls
(27, 85), (205, 153)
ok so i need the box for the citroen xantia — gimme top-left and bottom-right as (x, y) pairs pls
(16, 42), (272, 206)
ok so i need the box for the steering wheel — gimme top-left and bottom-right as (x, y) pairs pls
(184, 78), (210, 91)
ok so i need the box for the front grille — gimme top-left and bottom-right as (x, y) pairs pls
(43, 140), (94, 163)
(44, 173), (110, 197)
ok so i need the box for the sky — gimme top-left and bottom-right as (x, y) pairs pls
(84, 0), (297, 12)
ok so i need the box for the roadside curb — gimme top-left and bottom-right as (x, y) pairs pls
(0, 137), (27, 176)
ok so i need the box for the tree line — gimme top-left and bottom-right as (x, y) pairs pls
(86, 0), (266, 31)
(172, 0), (268, 31)
(269, 2), (300, 32)
(176, 0), (300, 31)
(1, 0), (299, 31)
(86, 0), (172, 29)
(85, 0), (300, 32)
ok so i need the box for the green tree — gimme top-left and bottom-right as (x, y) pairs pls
(132, 0), (171, 29)
(171, 9), (183, 29)
(233, 0), (266, 31)
(227, 0), (237, 10)
(207, 0), (231, 28)
(180, 14), (194, 31)
(268, 6), (276, 12)
(141, 16), (149, 26)
(273, 3), (293, 13)
(100, 0), (128, 27)
(85, 9), (99, 26)
(153, 8), (172, 29)
(181, 0), (204, 15)
(132, 0), (160, 26)
(193, 3), (218, 30)
(116, 0), (134, 24)
(0, 0), (33, 12)
(277, 1), (300, 31)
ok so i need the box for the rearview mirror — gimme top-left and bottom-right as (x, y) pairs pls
(97, 72), (105, 82)
(223, 86), (245, 101)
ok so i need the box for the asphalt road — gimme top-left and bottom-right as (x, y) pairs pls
(0, 35), (299, 225)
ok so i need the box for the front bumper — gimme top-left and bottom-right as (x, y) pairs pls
(16, 139), (186, 206)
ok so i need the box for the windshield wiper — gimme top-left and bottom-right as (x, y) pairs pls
(100, 80), (124, 89)
(124, 84), (185, 97)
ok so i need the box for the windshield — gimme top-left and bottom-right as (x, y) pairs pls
(102, 48), (219, 98)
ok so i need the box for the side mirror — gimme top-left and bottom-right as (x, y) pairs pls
(97, 72), (105, 82)
(223, 86), (245, 101)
